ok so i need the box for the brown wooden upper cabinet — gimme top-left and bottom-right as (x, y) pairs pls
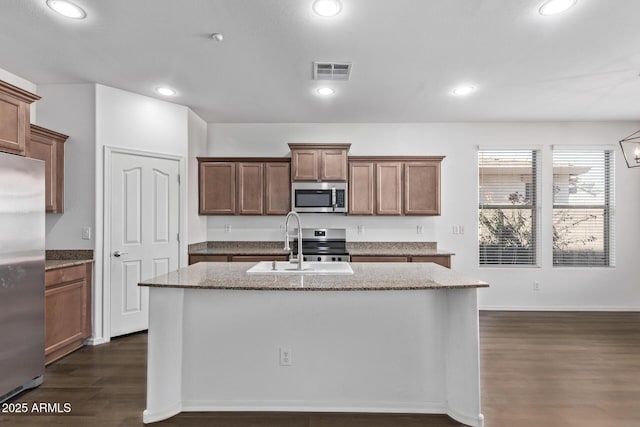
(288, 143), (350, 181)
(237, 162), (264, 215)
(199, 161), (236, 214)
(199, 158), (290, 215)
(0, 80), (40, 156)
(348, 162), (375, 215)
(404, 161), (441, 215)
(264, 162), (291, 215)
(28, 125), (68, 213)
(348, 157), (444, 216)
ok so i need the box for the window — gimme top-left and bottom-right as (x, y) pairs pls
(478, 150), (538, 265)
(552, 150), (614, 266)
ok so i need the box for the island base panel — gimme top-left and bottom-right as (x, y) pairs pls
(144, 288), (483, 426)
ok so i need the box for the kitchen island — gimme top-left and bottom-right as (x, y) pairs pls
(139, 262), (488, 426)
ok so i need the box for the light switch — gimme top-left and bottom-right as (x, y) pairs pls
(81, 226), (91, 240)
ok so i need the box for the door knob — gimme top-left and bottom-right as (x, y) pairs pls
(113, 250), (128, 257)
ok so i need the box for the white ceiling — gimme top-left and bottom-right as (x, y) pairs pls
(1, 0), (640, 123)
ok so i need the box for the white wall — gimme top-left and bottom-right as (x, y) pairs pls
(207, 122), (640, 310)
(0, 67), (37, 122)
(37, 84), (96, 249)
(187, 109), (208, 244)
(94, 85), (190, 342)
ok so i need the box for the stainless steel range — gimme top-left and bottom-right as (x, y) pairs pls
(293, 228), (350, 262)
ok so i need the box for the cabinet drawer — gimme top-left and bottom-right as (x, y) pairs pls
(350, 256), (409, 262)
(189, 254), (229, 264)
(231, 255), (289, 262)
(46, 264), (86, 288)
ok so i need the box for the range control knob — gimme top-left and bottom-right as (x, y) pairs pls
(332, 257), (336, 261)
(317, 257), (321, 261)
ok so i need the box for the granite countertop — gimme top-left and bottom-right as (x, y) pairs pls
(45, 259), (94, 271)
(139, 262), (488, 291)
(45, 249), (94, 271)
(188, 241), (454, 257)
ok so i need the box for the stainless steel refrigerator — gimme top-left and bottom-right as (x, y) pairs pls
(0, 151), (45, 403)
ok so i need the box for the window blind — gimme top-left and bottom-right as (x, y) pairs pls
(552, 150), (614, 267)
(478, 150), (538, 265)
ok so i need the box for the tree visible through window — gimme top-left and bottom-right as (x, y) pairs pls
(552, 150), (614, 266)
(478, 150), (538, 265)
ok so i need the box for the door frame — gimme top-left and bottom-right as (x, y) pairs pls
(102, 145), (185, 342)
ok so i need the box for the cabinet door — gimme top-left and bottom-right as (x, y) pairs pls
(291, 149), (319, 181)
(349, 162), (375, 215)
(321, 149), (348, 181)
(404, 162), (441, 215)
(0, 90), (30, 156)
(44, 263), (91, 365)
(237, 162), (264, 215)
(376, 162), (403, 215)
(265, 162), (291, 215)
(199, 162), (236, 214)
(29, 129), (66, 213)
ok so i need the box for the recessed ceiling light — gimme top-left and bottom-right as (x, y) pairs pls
(156, 87), (176, 96)
(312, 0), (342, 17)
(46, 0), (86, 19)
(317, 87), (336, 96)
(451, 85), (477, 96)
(539, 0), (577, 16)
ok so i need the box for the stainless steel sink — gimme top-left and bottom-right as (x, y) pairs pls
(246, 261), (354, 275)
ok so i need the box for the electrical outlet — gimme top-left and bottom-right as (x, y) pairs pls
(81, 226), (91, 240)
(452, 225), (458, 234)
(417, 225), (424, 234)
(224, 224), (231, 233)
(533, 281), (540, 291)
(459, 225), (464, 234)
(279, 347), (292, 366)
(357, 225), (364, 234)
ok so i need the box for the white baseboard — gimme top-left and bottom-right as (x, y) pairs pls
(181, 400), (447, 414)
(84, 336), (109, 346)
(143, 403), (182, 423)
(480, 306), (640, 312)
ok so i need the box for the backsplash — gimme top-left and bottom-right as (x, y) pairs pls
(206, 214), (444, 242)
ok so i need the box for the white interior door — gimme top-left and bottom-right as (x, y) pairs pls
(110, 151), (180, 337)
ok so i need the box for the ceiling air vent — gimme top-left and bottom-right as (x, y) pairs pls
(313, 62), (352, 81)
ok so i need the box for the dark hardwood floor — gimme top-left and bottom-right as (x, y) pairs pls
(2, 311), (639, 427)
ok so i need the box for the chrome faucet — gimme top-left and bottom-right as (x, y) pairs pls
(283, 211), (304, 270)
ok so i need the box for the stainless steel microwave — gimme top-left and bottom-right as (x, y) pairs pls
(291, 182), (348, 213)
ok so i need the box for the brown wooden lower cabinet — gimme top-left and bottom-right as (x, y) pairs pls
(45, 262), (92, 365)
(188, 254), (289, 265)
(350, 255), (451, 268)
